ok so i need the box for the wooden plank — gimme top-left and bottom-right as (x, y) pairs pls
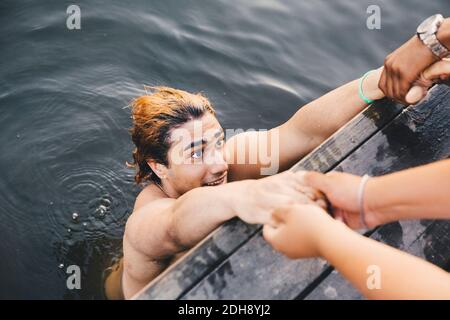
(304, 220), (450, 300)
(180, 85), (450, 300)
(135, 93), (405, 300)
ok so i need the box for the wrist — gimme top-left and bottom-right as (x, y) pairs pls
(363, 68), (385, 101)
(211, 182), (241, 220)
(413, 33), (441, 64)
(437, 18), (450, 50)
(316, 217), (353, 259)
(363, 176), (388, 227)
(224, 180), (251, 217)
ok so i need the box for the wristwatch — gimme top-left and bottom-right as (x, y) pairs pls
(416, 14), (449, 59)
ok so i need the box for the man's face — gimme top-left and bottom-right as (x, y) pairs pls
(164, 113), (228, 196)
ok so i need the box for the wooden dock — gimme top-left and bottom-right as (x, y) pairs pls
(135, 84), (450, 300)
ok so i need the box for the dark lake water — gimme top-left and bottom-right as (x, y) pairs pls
(0, 0), (448, 299)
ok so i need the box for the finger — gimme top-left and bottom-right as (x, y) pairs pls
(392, 72), (403, 103)
(314, 198), (328, 211)
(333, 208), (350, 226)
(298, 171), (328, 192)
(395, 73), (411, 105)
(385, 69), (396, 101)
(291, 192), (317, 205)
(387, 68), (400, 102)
(382, 63), (392, 98)
(295, 185), (322, 201)
(279, 180), (318, 204)
(265, 214), (281, 229)
(276, 186), (309, 205)
(262, 224), (278, 243)
(271, 205), (291, 224)
(293, 170), (309, 185)
(405, 85), (427, 104)
(283, 171), (303, 189)
(422, 59), (450, 81)
(322, 191), (335, 215)
(331, 207), (343, 220)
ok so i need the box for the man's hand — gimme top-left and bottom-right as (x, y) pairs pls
(232, 171), (326, 225)
(263, 204), (334, 259)
(379, 35), (439, 105)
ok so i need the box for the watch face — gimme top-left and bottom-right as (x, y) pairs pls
(417, 14), (444, 34)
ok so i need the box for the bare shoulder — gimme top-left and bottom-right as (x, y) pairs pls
(126, 184), (174, 237)
(133, 183), (167, 211)
(124, 184), (177, 258)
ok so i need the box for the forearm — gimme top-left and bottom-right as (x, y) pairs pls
(319, 221), (450, 299)
(286, 71), (383, 143)
(366, 159), (450, 225)
(168, 182), (243, 248)
(437, 18), (450, 49)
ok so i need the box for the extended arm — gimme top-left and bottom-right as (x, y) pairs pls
(320, 215), (450, 299)
(365, 158), (450, 225)
(126, 183), (238, 260)
(127, 171), (318, 258)
(302, 159), (450, 229)
(227, 68), (385, 181)
(263, 204), (450, 299)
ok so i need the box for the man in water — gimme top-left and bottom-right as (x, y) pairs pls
(105, 67), (387, 299)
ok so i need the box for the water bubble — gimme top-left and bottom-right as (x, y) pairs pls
(100, 198), (111, 207)
(82, 222), (88, 227)
(16, 134), (20, 139)
(96, 205), (107, 218)
(58, 263), (64, 269)
(72, 212), (79, 221)
(67, 228), (71, 233)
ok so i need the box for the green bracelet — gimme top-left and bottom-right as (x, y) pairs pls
(358, 70), (375, 104)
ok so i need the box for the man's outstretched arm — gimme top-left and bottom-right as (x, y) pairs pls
(125, 171), (315, 270)
(227, 68), (385, 181)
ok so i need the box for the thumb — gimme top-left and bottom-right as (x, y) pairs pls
(271, 206), (290, 224)
(405, 85), (427, 104)
(262, 224), (279, 243)
(301, 171), (329, 193)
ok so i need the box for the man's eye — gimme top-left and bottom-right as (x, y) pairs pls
(216, 138), (224, 148)
(191, 150), (202, 159)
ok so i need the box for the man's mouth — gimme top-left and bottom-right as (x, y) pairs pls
(203, 173), (227, 186)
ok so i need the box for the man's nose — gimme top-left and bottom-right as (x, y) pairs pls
(208, 149), (228, 174)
